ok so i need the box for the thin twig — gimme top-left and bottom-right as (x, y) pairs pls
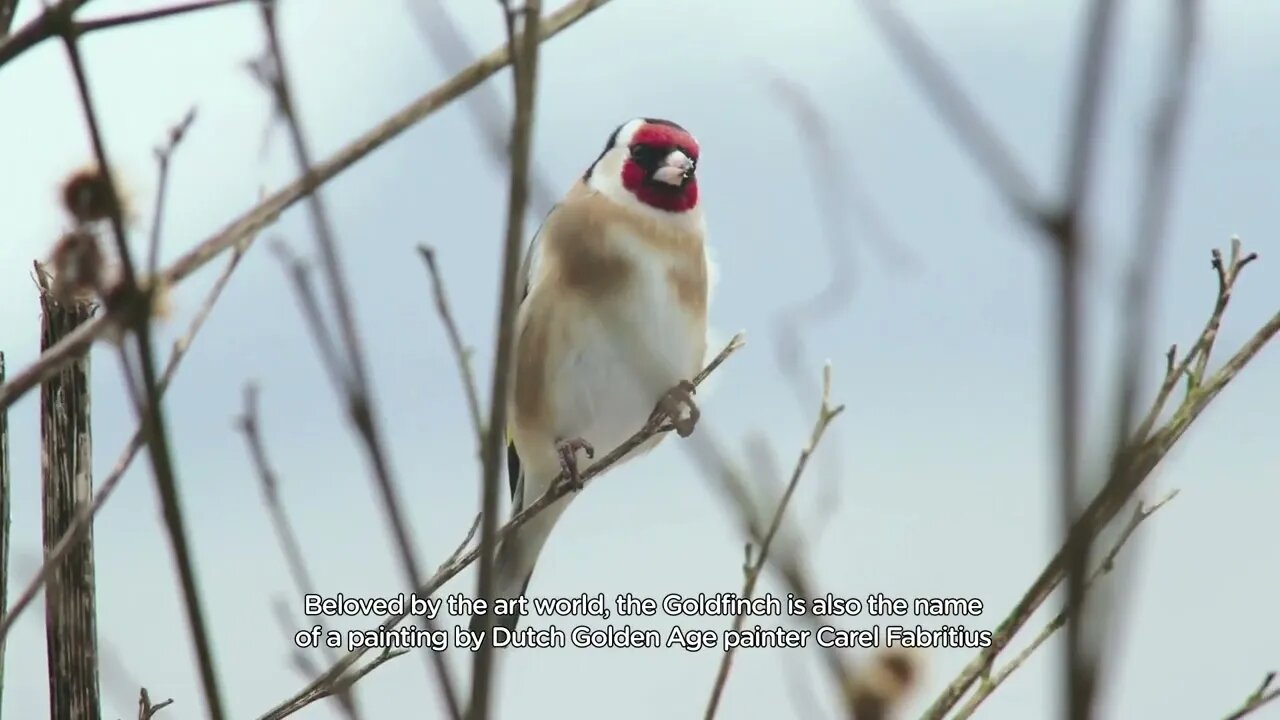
(951, 491), (1180, 719)
(78, 0), (250, 33)
(1222, 673), (1280, 720)
(0, 352), (10, 709)
(0, 0), (249, 66)
(256, 334), (744, 720)
(704, 363), (844, 719)
(147, 107), (198, 279)
(852, 0), (1042, 220)
(137, 687), (175, 719)
(236, 385), (324, 636)
(417, 245), (484, 451)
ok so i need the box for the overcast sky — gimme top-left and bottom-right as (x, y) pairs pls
(1, 0), (1277, 718)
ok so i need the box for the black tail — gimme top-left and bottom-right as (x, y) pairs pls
(467, 442), (532, 643)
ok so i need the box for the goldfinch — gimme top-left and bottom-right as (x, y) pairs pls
(471, 117), (709, 635)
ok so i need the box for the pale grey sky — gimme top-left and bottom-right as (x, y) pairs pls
(1, 0), (1277, 718)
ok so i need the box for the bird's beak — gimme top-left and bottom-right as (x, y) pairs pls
(651, 150), (693, 186)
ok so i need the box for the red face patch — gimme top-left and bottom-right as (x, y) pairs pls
(630, 124), (700, 159)
(620, 122), (700, 213)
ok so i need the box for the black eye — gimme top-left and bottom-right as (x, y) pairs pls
(629, 143), (663, 165)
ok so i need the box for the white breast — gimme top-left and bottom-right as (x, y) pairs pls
(547, 224), (706, 461)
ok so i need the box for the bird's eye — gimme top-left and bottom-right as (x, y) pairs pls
(629, 143), (661, 165)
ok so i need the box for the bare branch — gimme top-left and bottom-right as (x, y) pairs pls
(78, 0), (251, 34)
(468, 0), (544, 715)
(236, 385), (324, 631)
(921, 241), (1279, 719)
(951, 491), (1179, 719)
(0, 0), (619, 414)
(253, 2), (462, 715)
(0, 0), (251, 67)
(1054, 1), (1123, 714)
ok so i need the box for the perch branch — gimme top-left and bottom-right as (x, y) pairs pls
(256, 334), (744, 720)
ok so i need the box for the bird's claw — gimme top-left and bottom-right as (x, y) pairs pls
(555, 437), (595, 491)
(651, 379), (699, 438)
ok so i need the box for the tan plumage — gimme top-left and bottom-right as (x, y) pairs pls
(472, 118), (710, 637)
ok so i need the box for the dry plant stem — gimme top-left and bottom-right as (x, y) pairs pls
(237, 386), (327, 656)
(469, 1), (543, 716)
(255, 2), (462, 714)
(921, 247), (1279, 719)
(0, 242), (247, 645)
(0, 0), (617, 414)
(58, 21), (226, 720)
(704, 365), (845, 720)
(407, 0), (561, 218)
(417, 245), (484, 450)
(0, 353), (9, 710)
(950, 491), (1179, 720)
(271, 245), (347, 390)
(1224, 673), (1280, 720)
(765, 73), (909, 418)
(37, 278), (102, 720)
(147, 107), (199, 278)
(1053, 1), (1123, 714)
(137, 687), (175, 719)
(256, 334), (744, 720)
(859, 0), (1200, 715)
(853, 0), (1041, 217)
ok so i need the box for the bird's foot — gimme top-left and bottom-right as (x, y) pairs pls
(555, 436), (595, 491)
(650, 379), (699, 438)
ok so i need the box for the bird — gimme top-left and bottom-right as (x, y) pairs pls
(469, 117), (710, 637)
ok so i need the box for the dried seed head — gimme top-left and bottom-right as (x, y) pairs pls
(60, 165), (115, 223)
(59, 164), (136, 226)
(144, 275), (173, 322)
(47, 229), (105, 302)
(848, 646), (926, 719)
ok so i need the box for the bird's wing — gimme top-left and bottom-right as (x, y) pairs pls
(506, 201), (560, 503)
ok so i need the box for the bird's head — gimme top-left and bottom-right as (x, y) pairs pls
(584, 117), (701, 216)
